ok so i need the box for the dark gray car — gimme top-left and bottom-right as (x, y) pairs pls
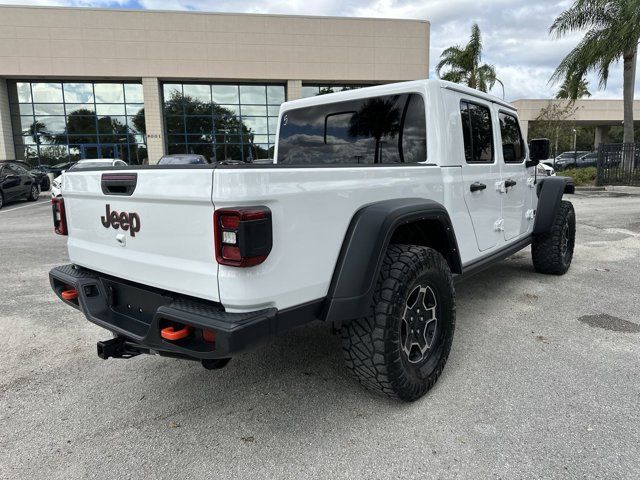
(0, 161), (40, 209)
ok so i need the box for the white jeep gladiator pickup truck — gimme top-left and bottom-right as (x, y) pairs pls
(50, 80), (575, 401)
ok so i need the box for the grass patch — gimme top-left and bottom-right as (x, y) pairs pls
(557, 166), (597, 186)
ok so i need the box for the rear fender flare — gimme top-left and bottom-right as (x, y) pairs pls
(322, 198), (461, 325)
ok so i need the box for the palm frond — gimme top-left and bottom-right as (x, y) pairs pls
(549, 0), (612, 37)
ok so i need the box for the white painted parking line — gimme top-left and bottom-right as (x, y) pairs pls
(0, 198), (51, 214)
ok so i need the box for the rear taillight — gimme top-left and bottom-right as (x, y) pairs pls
(214, 207), (272, 267)
(52, 197), (68, 235)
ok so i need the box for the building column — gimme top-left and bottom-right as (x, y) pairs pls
(142, 77), (165, 164)
(519, 119), (529, 143)
(0, 79), (16, 161)
(286, 80), (303, 101)
(594, 125), (609, 149)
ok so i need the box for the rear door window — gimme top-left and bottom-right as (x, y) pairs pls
(277, 93), (426, 165)
(460, 101), (494, 163)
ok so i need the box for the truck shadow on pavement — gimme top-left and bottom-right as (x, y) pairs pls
(122, 251), (540, 412)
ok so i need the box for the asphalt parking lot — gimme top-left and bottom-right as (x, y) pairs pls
(1, 192), (639, 479)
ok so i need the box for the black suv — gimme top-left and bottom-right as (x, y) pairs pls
(0, 161), (40, 210)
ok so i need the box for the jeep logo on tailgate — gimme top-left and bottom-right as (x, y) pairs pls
(101, 204), (141, 237)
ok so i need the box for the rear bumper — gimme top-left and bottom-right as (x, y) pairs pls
(49, 264), (320, 360)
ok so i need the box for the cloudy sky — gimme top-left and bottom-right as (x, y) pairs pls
(1, 0), (638, 100)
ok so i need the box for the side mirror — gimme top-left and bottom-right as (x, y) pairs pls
(527, 138), (550, 167)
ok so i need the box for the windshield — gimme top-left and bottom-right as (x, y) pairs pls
(70, 161), (114, 170)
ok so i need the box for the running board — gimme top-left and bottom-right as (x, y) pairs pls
(455, 236), (532, 283)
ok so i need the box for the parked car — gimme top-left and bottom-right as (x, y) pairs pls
(157, 154), (208, 165)
(554, 151), (590, 171)
(537, 162), (556, 176)
(44, 161), (77, 177)
(49, 79), (575, 402)
(1, 160), (51, 191)
(0, 161), (40, 209)
(51, 159), (127, 197)
(575, 152), (598, 168)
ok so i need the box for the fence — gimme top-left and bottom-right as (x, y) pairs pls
(596, 143), (640, 187)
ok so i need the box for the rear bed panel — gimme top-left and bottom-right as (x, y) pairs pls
(212, 165), (444, 312)
(64, 169), (220, 302)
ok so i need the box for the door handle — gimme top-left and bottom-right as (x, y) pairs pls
(505, 179), (517, 188)
(470, 182), (487, 192)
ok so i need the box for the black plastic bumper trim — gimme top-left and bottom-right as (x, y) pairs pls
(49, 264), (322, 360)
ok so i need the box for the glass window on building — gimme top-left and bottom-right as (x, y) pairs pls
(8, 81), (146, 166)
(300, 84), (373, 98)
(163, 82), (285, 163)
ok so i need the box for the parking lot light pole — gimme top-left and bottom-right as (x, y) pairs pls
(573, 128), (578, 168)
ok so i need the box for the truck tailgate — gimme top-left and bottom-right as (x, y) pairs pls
(63, 169), (219, 302)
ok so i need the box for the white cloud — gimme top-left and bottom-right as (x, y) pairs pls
(1, 0), (638, 99)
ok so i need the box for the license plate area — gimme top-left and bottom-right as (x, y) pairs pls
(101, 278), (169, 327)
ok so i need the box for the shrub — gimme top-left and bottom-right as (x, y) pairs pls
(557, 167), (597, 186)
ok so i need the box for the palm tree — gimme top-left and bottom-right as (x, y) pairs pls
(436, 23), (498, 93)
(556, 76), (592, 100)
(550, 0), (640, 148)
(348, 97), (401, 163)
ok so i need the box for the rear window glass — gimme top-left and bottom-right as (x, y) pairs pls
(460, 101), (494, 163)
(277, 93), (426, 165)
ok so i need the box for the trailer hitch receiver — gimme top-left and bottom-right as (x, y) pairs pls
(97, 337), (142, 360)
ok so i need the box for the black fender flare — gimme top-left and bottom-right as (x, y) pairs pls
(533, 176), (574, 235)
(322, 198), (461, 325)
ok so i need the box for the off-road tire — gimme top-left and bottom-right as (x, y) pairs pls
(341, 244), (455, 402)
(28, 184), (40, 201)
(532, 200), (575, 275)
(0, 192), (4, 210)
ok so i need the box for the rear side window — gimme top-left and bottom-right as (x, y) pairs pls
(460, 101), (494, 163)
(499, 112), (524, 163)
(277, 93), (426, 165)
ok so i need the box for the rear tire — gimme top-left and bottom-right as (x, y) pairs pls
(0, 192), (4, 210)
(532, 200), (575, 275)
(341, 244), (455, 401)
(28, 184), (40, 202)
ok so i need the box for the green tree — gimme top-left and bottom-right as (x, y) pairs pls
(556, 76), (592, 100)
(163, 92), (259, 161)
(550, 0), (639, 150)
(436, 23), (498, 92)
(530, 101), (580, 157)
(131, 107), (146, 135)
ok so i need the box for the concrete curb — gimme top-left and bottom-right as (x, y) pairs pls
(605, 185), (640, 196)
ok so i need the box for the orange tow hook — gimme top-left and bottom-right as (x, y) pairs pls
(161, 325), (191, 341)
(61, 289), (78, 301)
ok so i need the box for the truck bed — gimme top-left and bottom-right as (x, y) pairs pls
(62, 163), (445, 312)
